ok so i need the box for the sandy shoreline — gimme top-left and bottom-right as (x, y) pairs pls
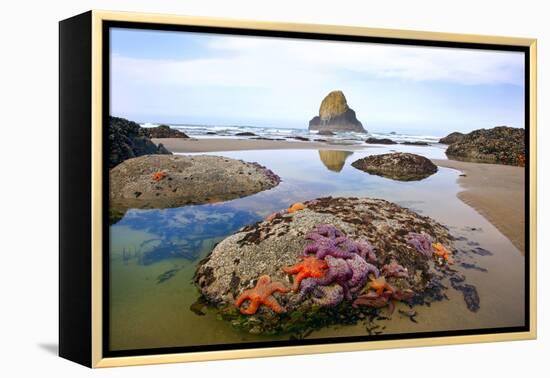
(152, 137), (370, 153)
(433, 159), (525, 253)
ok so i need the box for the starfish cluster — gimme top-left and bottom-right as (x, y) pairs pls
(234, 224), (418, 315)
(286, 224), (381, 307)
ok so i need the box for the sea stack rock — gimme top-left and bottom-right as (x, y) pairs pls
(309, 90), (366, 133)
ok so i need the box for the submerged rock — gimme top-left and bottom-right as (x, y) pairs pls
(110, 155), (280, 213)
(236, 132), (257, 136)
(194, 196), (456, 334)
(308, 91), (366, 133)
(351, 152), (438, 181)
(108, 116), (171, 168)
(445, 126), (525, 166)
(401, 141), (430, 146)
(365, 137), (397, 145)
(439, 132), (465, 145)
(140, 124), (189, 138)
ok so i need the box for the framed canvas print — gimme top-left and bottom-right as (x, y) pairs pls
(59, 10), (537, 368)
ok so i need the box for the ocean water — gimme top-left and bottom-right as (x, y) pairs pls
(109, 148), (524, 351)
(141, 122), (442, 145)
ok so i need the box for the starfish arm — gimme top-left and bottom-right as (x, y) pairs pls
(305, 233), (322, 241)
(235, 291), (251, 307)
(333, 236), (348, 245)
(292, 271), (307, 291)
(271, 282), (290, 294)
(303, 244), (318, 255)
(283, 264), (302, 274)
(328, 247), (355, 259)
(316, 271), (336, 286)
(263, 297), (286, 314)
(240, 299), (260, 315)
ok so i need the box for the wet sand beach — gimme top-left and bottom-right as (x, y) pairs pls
(433, 159), (525, 253)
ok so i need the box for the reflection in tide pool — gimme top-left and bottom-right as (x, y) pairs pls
(109, 148), (524, 351)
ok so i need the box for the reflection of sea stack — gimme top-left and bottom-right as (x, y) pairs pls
(309, 90), (366, 133)
(318, 150), (353, 172)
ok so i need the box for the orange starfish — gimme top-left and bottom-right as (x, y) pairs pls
(432, 242), (453, 263)
(283, 256), (329, 291)
(151, 171), (167, 182)
(287, 202), (305, 214)
(235, 275), (289, 315)
(368, 276), (395, 296)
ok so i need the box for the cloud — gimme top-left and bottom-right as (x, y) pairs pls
(112, 33), (524, 91)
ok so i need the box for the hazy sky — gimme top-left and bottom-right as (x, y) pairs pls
(110, 28), (525, 135)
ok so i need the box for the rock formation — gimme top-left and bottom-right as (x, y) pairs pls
(193, 197), (474, 335)
(351, 152), (438, 181)
(108, 116), (171, 168)
(308, 91), (366, 133)
(109, 155), (281, 217)
(439, 132), (464, 145)
(365, 137), (397, 145)
(139, 124), (189, 138)
(445, 126), (525, 166)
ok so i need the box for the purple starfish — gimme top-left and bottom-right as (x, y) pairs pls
(311, 285), (344, 307)
(316, 256), (354, 300)
(304, 225), (356, 260)
(406, 232), (433, 258)
(347, 254), (379, 294)
(381, 261), (409, 278)
(338, 237), (378, 262)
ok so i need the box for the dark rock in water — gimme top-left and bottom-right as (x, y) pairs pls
(308, 90), (366, 133)
(401, 141), (430, 146)
(439, 132), (465, 145)
(108, 116), (172, 168)
(351, 152), (438, 181)
(194, 196), (456, 334)
(445, 126), (525, 166)
(140, 124), (189, 139)
(251, 137), (285, 141)
(288, 136), (310, 141)
(314, 139), (327, 142)
(190, 300), (207, 316)
(318, 130), (335, 136)
(236, 132), (257, 136)
(156, 268), (180, 283)
(110, 155), (280, 214)
(470, 246), (493, 256)
(390, 132), (397, 135)
(156, 143), (171, 155)
(460, 262), (488, 272)
(450, 276), (480, 312)
(206, 131), (217, 135)
(365, 137), (397, 145)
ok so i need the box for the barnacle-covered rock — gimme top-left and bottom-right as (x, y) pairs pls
(351, 153), (438, 181)
(109, 154), (280, 217)
(194, 196), (457, 334)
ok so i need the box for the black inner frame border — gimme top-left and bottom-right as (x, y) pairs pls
(101, 20), (531, 358)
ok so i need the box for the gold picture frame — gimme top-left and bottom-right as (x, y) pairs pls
(59, 9), (537, 368)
